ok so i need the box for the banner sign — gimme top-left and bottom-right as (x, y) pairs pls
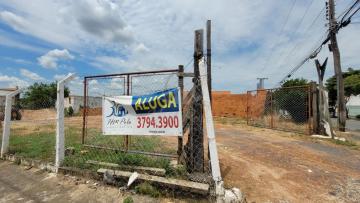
(102, 88), (183, 136)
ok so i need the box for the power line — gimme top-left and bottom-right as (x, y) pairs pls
(336, 0), (357, 19)
(339, 0), (359, 23)
(259, 0), (298, 73)
(183, 57), (194, 70)
(273, 3), (324, 74)
(275, 0), (360, 86)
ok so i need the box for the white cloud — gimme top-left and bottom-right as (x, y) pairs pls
(0, 10), (27, 32)
(38, 49), (74, 69)
(0, 35), (46, 53)
(0, 0), (359, 92)
(20, 69), (45, 81)
(110, 78), (124, 89)
(63, 0), (134, 44)
(0, 74), (29, 87)
(133, 43), (150, 53)
(0, 0), (135, 51)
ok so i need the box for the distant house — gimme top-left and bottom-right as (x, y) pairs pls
(347, 95), (360, 118)
(0, 87), (20, 108)
(64, 95), (102, 113)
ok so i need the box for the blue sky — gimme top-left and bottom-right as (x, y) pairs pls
(0, 0), (359, 94)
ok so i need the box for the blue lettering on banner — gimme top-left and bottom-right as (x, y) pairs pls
(131, 88), (179, 114)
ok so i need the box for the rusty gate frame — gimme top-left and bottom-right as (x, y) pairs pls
(81, 68), (182, 158)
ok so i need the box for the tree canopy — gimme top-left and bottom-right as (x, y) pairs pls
(325, 68), (360, 106)
(281, 78), (308, 87)
(21, 82), (70, 109)
(273, 78), (309, 123)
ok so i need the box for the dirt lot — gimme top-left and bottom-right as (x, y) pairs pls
(7, 111), (360, 202)
(216, 123), (360, 203)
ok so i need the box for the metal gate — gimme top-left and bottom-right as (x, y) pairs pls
(81, 69), (181, 160)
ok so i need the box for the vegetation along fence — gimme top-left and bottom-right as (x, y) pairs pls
(247, 85), (312, 134)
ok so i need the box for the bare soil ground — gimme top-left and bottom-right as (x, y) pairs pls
(216, 123), (360, 203)
(8, 110), (360, 202)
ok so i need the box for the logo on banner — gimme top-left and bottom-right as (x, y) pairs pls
(107, 101), (128, 117)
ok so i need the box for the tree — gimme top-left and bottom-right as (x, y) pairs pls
(281, 78), (308, 87)
(325, 68), (360, 106)
(273, 78), (309, 123)
(21, 82), (70, 109)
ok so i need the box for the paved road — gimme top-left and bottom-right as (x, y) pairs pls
(331, 118), (360, 132)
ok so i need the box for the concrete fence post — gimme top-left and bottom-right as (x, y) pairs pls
(1, 89), (23, 158)
(198, 58), (224, 199)
(55, 73), (75, 171)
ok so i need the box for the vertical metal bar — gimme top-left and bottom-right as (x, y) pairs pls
(206, 20), (212, 104)
(178, 65), (184, 163)
(82, 78), (87, 144)
(269, 90), (273, 128)
(246, 91), (250, 125)
(307, 85), (312, 135)
(125, 74), (130, 151)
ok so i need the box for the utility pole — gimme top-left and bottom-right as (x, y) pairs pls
(327, 0), (346, 131)
(256, 77), (268, 89)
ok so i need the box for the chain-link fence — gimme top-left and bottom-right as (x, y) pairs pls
(247, 85), (312, 134)
(0, 104), (3, 148)
(7, 86), (57, 162)
(62, 70), (185, 174)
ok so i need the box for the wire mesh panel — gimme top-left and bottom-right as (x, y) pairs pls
(8, 86), (57, 162)
(272, 86), (311, 134)
(0, 104), (4, 148)
(63, 70), (181, 171)
(247, 85), (311, 134)
(247, 89), (272, 128)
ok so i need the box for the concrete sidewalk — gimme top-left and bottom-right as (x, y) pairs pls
(0, 161), (158, 203)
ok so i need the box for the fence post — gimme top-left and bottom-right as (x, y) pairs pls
(192, 29), (204, 172)
(310, 82), (319, 134)
(56, 73), (75, 170)
(178, 65), (184, 163)
(125, 74), (130, 151)
(1, 89), (23, 158)
(198, 58), (224, 198)
(82, 78), (87, 144)
(270, 90), (274, 129)
(246, 91), (250, 125)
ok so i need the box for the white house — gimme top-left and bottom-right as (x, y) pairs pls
(346, 94), (360, 118)
(0, 87), (19, 107)
(64, 95), (102, 113)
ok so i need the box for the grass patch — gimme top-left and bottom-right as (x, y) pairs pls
(330, 139), (359, 149)
(8, 131), (56, 161)
(123, 196), (134, 203)
(7, 125), (184, 178)
(135, 182), (161, 198)
(214, 117), (246, 125)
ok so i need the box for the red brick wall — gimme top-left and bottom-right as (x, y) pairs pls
(211, 90), (267, 118)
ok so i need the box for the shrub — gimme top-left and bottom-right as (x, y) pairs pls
(135, 182), (161, 197)
(356, 114), (360, 119)
(123, 196), (134, 203)
(65, 106), (74, 117)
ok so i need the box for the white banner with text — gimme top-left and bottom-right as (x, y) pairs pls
(102, 88), (183, 136)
